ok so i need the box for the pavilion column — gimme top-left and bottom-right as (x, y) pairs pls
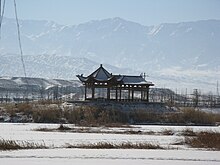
(84, 84), (87, 100)
(92, 87), (95, 100)
(107, 87), (110, 100)
(131, 86), (134, 101)
(143, 89), (146, 101)
(116, 87), (118, 101)
(146, 87), (149, 102)
(119, 86), (122, 101)
(128, 86), (131, 101)
(141, 87), (143, 100)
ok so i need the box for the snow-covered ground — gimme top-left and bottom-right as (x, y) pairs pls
(0, 123), (219, 164)
(1, 149), (220, 165)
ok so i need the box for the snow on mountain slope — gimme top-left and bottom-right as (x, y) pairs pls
(0, 76), (81, 92)
(0, 54), (136, 79)
(0, 17), (219, 92)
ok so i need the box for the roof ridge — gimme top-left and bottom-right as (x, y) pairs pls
(114, 75), (142, 77)
(88, 64), (111, 79)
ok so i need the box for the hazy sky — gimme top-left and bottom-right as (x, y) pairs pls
(3, 0), (220, 25)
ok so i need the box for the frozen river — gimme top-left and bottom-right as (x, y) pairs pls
(0, 123), (219, 165)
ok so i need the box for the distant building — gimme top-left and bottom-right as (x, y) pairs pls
(77, 64), (154, 102)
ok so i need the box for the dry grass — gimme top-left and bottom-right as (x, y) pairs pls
(103, 123), (134, 128)
(34, 127), (53, 132)
(58, 124), (71, 131)
(161, 129), (174, 135)
(185, 131), (220, 150)
(124, 130), (143, 134)
(35, 125), (152, 135)
(34, 124), (72, 132)
(37, 100), (62, 105)
(0, 139), (48, 150)
(2, 102), (220, 126)
(66, 142), (163, 149)
(75, 123), (134, 128)
(171, 141), (185, 145)
(181, 128), (197, 136)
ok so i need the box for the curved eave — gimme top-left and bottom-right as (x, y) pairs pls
(146, 82), (154, 86)
(76, 75), (88, 82)
(121, 83), (154, 86)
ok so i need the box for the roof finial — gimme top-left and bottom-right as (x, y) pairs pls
(100, 64), (103, 67)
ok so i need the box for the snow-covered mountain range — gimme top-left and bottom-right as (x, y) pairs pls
(0, 54), (135, 79)
(0, 17), (219, 92)
(0, 76), (81, 91)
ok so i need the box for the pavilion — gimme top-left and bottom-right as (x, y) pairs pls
(76, 64), (154, 102)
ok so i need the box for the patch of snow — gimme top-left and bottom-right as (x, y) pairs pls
(113, 23), (125, 32)
(35, 32), (48, 38)
(1, 149), (220, 165)
(197, 64), (208, 68)
(148, 25), (164, 36)
(170, 30), (177, 36)
(185, 27), (192, 33)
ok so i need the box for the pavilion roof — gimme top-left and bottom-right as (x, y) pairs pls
(76, 64), (112, 82)
(115, 75), (154, 85)
(89, 64), (112, 80)
(76, 64), (154, 86)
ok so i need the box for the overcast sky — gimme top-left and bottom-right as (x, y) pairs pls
(3, 0), (220, 26)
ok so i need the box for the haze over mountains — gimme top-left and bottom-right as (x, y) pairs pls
(0, 17), (219, 92)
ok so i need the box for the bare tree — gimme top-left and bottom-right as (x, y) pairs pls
(192, 89), (199, 107)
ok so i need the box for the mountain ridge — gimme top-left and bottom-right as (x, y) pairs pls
(0, 17), (219, 92)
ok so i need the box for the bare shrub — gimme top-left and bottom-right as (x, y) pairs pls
(34, 127), (52, 132)
(181, 128), (196, 136)
(129, 110), (161, 124)
(103, 123), (133, 128)
(66, 142), (163, 149)
(16, 103), (33, 114)
(2, 102), (220, 126)
(32, 108), (62, 123)
(181, 108), (216, 125)
(129, 108), (220, 125)
(0, 139), (22, 150)
(161, 129), (174, 135)
(37, 100), (61, 105)
(185, 131), (220, 150)
(58, 124), (71, 131)
(0, 139), (47, 150)
(124, 130), (142, 134)
(64, 106), (128, 125)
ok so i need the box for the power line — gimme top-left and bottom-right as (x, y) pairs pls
(0, 0), (6, 39)
(13, 0), (27, 78)
(0, 0), (27, 77)
(0, 0), (29, 101)
(217, 80), (219, 97)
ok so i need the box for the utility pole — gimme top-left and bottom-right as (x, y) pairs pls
(193, 89), (199, 107)
(143, 73), (146, 80)
(216, 81), (220, 107)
